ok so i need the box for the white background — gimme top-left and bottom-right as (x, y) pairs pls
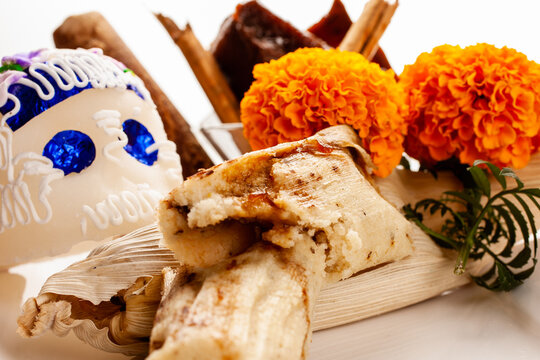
(2, 0), (539, 128)
(1, 1), (540, 359)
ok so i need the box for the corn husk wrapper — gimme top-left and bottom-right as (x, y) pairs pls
(17, 154), (540, 356)
(17, 225), (179, 356)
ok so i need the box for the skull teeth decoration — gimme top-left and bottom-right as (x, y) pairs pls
(0, 48), (182, 268)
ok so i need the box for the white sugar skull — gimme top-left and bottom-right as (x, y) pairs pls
(0, 49), (182, 268)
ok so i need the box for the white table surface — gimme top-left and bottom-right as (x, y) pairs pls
(1, 1), (540, 359)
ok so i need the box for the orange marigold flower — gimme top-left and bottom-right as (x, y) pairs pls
(240, 48), (407, 177)
(401, 43), (540, 169)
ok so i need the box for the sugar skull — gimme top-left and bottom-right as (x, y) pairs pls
(0, 49), (183, 268)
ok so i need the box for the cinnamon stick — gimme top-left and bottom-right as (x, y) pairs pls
(339, 0), (383, 53)
(53, 12), (213, 176)
(156, 14), (241, 125)
(361, 1), (398, 60)
(339, 0), (398, 60)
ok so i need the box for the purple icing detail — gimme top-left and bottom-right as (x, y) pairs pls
(1, 49), (46, 69)
(87, 48), (103, 55)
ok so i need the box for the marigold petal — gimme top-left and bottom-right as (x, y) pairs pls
(241, 48), (407, 177)
(284, 102), (306, 128)
(402, 43), (540, 169)
(274, 116), (303, 140)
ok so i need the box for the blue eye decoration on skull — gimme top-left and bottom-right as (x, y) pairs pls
(122, 119), (158, 166)
(42, 130), (96, 175)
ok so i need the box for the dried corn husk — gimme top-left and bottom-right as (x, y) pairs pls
(17, 224), (179, 356)
(17, 153), (540, 357)
(314, 169), (467, 329)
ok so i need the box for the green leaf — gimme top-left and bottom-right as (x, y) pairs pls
(473, 260), (523, 291)
(473, 160), (507, 189)
(0, 63), (24, 73)
(508, 246), (532, 268)
(501, 198), (529, 249)
(469, 166), (491, 197)
(469, 250), (485, 260)
(495, 206), (517, 257)
(479, 219), (495, 240)
(524, 193), (540, 211)
(522, 188), (540, 198)
(443, 190), (475, 205)
(513, 193), (537, 255)
(472, 276), (491, 289)
(477, 263), (496, 282)
(500, 167), (524, 189)
(495, 261), (522, 291)
(489, 221), (504, 246)
(523, 194), (540, 251)
(402, 204), (419, 220)
(402, 159), (539, 292)
(515, 265), (536, 281)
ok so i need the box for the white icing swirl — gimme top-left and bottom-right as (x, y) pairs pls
(1, 48), (153, 128)
(81, 184), (163, 234)
(93, 109), (128, 165)
(92, 109), (182, 182)
(0, 126), (64, 232)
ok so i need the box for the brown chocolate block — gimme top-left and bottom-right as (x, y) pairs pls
(210, 1), (327, 101)
(308, 0), (352, 48)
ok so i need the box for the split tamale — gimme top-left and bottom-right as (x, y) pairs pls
(151, 125), (413, 358)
